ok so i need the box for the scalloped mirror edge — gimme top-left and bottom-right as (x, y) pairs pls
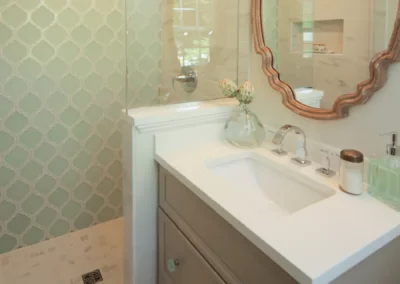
(252, 0), (400, 120)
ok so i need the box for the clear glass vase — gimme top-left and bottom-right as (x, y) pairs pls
(224, 104), (265, 148)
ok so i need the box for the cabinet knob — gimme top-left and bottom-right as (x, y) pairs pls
(167, 259), (180, 272)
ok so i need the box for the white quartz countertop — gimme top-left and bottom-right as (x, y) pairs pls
(155, 140), (400, 284)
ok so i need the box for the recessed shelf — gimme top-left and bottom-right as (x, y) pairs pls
(291, 19), (344, 55)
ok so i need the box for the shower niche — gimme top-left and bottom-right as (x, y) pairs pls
(291, 19), (344, 55)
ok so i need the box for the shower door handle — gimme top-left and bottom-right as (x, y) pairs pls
(172, 66), (198, 93)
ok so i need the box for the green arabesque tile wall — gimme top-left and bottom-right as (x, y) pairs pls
(126, 0), (162, 108)
(0, 0), (126, 253)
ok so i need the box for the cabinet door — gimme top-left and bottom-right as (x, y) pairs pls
(159, 209), (226, 284)
(159, 167), (297, 284)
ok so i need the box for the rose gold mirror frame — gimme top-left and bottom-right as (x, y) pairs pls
(252, 0), (400, 120)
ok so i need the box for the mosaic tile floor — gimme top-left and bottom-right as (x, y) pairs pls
(0, 217), (124, 284)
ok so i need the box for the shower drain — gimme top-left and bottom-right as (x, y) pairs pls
(82, 269), (103, 284)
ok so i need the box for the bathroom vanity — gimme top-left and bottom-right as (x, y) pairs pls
(156, 141), (400, 284)
(157, 160), (400, 284)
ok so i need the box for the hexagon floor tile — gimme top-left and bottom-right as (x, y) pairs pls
(0, 218), (123, 284)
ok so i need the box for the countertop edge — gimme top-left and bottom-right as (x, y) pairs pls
(313, 225), (400, 283)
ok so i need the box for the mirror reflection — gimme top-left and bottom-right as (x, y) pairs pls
(161, 0), (244, 103)
(262, 0), (398, 109)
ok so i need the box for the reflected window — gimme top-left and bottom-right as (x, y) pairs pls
(303, 31), (313, 42)
(173, 0), (213, 67)
(302, 30), (313, 58)
(302, 1), (314, 58)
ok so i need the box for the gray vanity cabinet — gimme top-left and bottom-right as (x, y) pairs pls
(158, 165), (400, 284)
(158, 166), (297, 284)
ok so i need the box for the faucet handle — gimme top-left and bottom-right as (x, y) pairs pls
(316, 149), (336, 178)
(379, 132), (398, 140)
(379, 132), (399, 156)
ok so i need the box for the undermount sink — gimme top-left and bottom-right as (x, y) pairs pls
(206, 152), (335, 215)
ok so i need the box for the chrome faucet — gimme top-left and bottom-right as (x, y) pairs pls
(272, 125), (311, 167)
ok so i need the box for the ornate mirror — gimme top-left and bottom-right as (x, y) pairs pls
(252, 0), (400, 119)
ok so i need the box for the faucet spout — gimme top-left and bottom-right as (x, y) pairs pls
(272, 124), (293, 145)
(271, 124), (311, 167)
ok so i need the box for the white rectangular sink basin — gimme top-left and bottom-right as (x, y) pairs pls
(206, 152), (335, 215)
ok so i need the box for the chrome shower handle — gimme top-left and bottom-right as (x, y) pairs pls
(172, 66), (198, 93)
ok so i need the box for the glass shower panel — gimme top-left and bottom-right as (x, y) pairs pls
(371, 0), (399, 56)
(161, 0), (240, 104)
(125, 0), (244, 109)
(276, 0), (315, 91)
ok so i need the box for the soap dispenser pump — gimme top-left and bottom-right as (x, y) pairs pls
(380, 132), (399, 156)
(368, 132), (400, 211)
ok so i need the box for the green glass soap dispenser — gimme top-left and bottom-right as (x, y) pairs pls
(368, 132), (400, 211)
